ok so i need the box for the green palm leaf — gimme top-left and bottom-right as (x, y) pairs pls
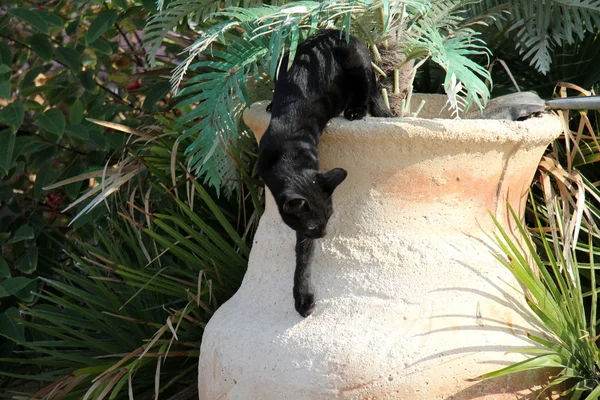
(468, 0), (600, 74)
(160, 0), (493, 194)
(144, 0), (266, 65)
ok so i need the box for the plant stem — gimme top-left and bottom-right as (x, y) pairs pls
(371, 62), (387, 78)
(381, 88), (390, 110)
(412, 100), (426, 118)
(116, 24), (145, 68)
(95, 82), (136, 108)
(132, 30), (148, 61)
(371, 44), (382, 62)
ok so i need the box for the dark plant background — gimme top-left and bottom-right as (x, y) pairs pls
(1, 0), (600, 398)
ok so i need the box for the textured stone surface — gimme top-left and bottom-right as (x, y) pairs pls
(199, 97), (563, 399)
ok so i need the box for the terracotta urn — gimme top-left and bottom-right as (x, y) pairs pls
(198, 94), (563, 399)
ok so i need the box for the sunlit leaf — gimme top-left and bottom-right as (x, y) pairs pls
(8, 8), (48, 34)
(33, 108), (66, 138)
(86, 10), (118, 44)
(8, 224), (35, 243)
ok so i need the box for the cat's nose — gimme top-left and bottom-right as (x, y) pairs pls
(306, 228), (325, 239)
(314, 228), (326, 238)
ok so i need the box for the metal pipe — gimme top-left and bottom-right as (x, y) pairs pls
(545, 96), (600, 110)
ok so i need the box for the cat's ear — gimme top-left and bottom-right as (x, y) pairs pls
(317, 168), (347, 194)
(282, 194), (308, 214)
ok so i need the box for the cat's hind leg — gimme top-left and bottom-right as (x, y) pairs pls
(343, 66), (370, 121)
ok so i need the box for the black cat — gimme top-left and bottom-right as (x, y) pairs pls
(257, 30), (394, 317)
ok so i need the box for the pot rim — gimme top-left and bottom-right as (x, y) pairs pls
(243, 99), (563, 146)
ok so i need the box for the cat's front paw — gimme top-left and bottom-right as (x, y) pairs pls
(294, 291), (315, 317)
(344, 106), (367, 121)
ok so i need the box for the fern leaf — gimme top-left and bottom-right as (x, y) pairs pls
(173, 35), (270, 195)
(168, 0), (393, 195)
(465, 0), (600, 74)
(408, 0), (491, 111)
(151, 0), (495, 193)
(144, 0), (266, 66)
(413, 26), (491, 111)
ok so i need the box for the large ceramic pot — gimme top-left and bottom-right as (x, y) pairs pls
(199, 95), (563, 399)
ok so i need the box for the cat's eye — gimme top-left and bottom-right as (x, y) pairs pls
(307, 224), (317, 230)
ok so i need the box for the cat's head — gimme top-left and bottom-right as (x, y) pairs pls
(277, 168), (347, 238)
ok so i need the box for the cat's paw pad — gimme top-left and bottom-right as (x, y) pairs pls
(344, 106), (367, 121)
(294, 292), (315, 317)
(266, 102), (272, 113)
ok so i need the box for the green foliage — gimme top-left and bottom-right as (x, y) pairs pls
(0, 0), (182, 379)
(0, 0), (258, 396)
(173, 36), (271, 197)
(86, 9), (119, 44)
(144, 0), (267, 66)
(145, 0), (493, 195)
(482, 201), (600, 398)
(482, 31), (600, 97)
(0, 128), (262, 398)
(478, 102), (600, 397)
(0, 81), (261, 395)
(0, 168), (257, 397)
(469, 0), (600, 75)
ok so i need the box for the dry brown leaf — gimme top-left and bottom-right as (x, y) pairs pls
(86, 118), (155, 140)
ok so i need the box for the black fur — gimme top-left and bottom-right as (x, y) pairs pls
(257, 30), (394, 317)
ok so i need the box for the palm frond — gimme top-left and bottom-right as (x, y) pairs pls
(168, 1), (392, 194)
(173, 34), (270, 195)
(407, 0), (492, 111)
(165, 0), (495, 193)
(468, 0), (600, 74)
(170, 1), (388, 90)
(144, 0), (266, 65)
